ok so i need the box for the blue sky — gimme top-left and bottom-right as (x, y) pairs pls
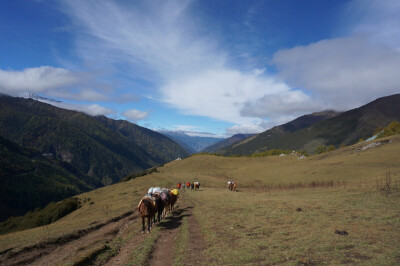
(1, 0), (399, 136)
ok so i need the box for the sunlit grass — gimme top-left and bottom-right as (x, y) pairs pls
(188, 187), (400, 265)
(1, 135), (399, 265)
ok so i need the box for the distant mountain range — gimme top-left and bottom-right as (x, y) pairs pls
(0, 95), (188, 220)
(217, 94), (400, 155)
(157, 130), (224, 153)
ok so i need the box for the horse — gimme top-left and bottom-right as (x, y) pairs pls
(194, 182), (200, 190)
(168, 189), (179, 213)
(152, 193), (165, 223)
(232, 182), (237, 191)
(228, 181), (237, 191)
(160, 190), (172, 218)
(138, 195), (158, 233)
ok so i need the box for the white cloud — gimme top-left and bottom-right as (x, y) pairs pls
(33, 97), (113, 117)
(271, 0), (400, 111)
(60, 0), (295, 131)
(123, 109), (149, 122)
(241, 90), (322, 118)
(271, 36), (400, 111)
(161, 68), (291, 124)
(59, 0), (400, 135)
(0, 66), (79, 94)
(0, 66), (114, 103)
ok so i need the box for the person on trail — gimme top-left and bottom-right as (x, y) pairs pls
(191, 182), (194, 190)
(177, 182), (181, 189)
(187, 182), (190, 189)
(183, 183), (186, 189)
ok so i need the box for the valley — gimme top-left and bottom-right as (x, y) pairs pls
(1, 134), (399, 265)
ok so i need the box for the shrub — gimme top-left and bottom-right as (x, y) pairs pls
(0, 197), (81, 235)
(379, 121), (400, 138)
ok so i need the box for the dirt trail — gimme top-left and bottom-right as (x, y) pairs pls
(147, 193), (207, 266)
(180, 197), (207, 266)
(147, 207), (189, 266)
(1, 192), (208, 266)
(1, 212), (137, 266)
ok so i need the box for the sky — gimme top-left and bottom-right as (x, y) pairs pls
(1, 0), (399, 137)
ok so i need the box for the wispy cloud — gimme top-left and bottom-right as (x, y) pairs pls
(58, 0), (400, 134)
(123, 109), (149, 122)
(59, 0), (297, 133)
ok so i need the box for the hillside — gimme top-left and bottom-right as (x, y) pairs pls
(218, 110), (338, 155)
(202, 133), (255, 153)
(219, 94), (400, 155)
(0, 135), (98, 221)
(0, 95), (188, 187)
(0, 95), (188, 220)
(1, 134), (399, 265)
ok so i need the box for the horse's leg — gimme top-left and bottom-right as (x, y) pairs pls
(147, 217), (151, 233)
(142, 216), (145, 233)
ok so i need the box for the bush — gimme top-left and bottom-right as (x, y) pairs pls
(379, 121), (400, 138)
(315, 145), (336, 154)
(0, 197), (81, 235)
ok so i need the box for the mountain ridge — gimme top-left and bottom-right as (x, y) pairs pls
(217, 94), (400, 155)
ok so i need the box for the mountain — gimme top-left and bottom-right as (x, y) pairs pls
(0, 135), (99, 221)
(218, 94), (400, 155)
(0, 95), (189, 219)
(158, 130), (224, 153)
(0, 95), (188, 185)
(202, 133), (255, 153)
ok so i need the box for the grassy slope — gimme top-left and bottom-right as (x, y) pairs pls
(1, 135), (399, 264)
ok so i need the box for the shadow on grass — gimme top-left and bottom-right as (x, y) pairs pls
(157, 207), (191, 230)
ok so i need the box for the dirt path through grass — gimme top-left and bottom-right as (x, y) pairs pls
(0, 211), (137, 266)
(180, 196), (207, 266)
(147, 208), (187, 265)
(32, 212), (139, 266)
(146, 192), (207, 266)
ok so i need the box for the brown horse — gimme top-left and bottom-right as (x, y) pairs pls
(152, 193), (165, 223)
(232, 182), (237, 191)
(168, 191), (178, 213)
(138, 196), (157, 233)
(228, 181), (237, 191)
(194, 182), (200, 190)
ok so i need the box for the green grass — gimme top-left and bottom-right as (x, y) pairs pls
(188, 187), (400, 265)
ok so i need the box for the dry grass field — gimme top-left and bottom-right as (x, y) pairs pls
(1, 135), (399, 265)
